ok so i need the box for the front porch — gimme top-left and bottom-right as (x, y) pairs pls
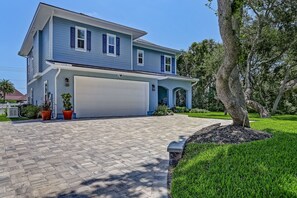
(157, 79), (192, 109)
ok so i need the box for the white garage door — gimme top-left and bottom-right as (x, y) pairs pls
(74, 76), (149, 118)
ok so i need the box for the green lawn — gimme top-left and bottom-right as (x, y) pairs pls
(0, 114), (29, 122)
(171, 113), (297, 197)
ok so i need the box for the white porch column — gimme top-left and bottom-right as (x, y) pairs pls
(186, 89), (192, 109)
(168, 88), (174, 108)
(173, 89), (178, 107)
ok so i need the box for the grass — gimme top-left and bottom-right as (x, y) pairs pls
(171, 113), (297, 197)
(185, 111), (261, 120)
(0, 114), (29, 122)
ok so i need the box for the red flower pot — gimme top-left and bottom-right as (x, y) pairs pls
(63, 110), (73, 120)
(41, 110), (51, 120)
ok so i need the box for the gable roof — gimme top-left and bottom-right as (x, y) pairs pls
(133, 39), (180, 54)
(19, 3), (147, 57)
(1, 89), (27, 101)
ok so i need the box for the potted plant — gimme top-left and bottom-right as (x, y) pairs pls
(61, 93), (73, 120)
(41, 100), (51, 120)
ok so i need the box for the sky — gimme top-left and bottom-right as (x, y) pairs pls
(0, 0), (220, 95)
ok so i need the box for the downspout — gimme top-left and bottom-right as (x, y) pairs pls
(54, 68), (61, 119)
(192, 80), (199, 87)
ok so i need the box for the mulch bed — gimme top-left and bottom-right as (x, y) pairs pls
(187, 123), (272, 144)
(167, 123), (272, 197)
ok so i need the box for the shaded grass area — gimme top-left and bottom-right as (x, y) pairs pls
(171, 114), (297, 197)
(186, 112), (297, 122)
(0, 115), (29, 122)
(185, 112), (260, 121)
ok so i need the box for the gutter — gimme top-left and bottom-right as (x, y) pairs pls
(192, 79), (199, 87)
(46, 61), (168, 80)
(54, 68), (61, 119)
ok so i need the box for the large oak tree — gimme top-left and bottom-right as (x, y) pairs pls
(216, 0), (250, 127)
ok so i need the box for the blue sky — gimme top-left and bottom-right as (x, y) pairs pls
(0, 0), (220, 94)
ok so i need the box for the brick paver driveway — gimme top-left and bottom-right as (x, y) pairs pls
(0, 115), (230, 198)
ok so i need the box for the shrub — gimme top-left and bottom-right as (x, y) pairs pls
(23, 105), (40, 119)
(190, 108), (210, 113)
(61, 93), (73, 110)
(154, 105), (170, 116)
(41, 100), (51, 111)
(172, 106), (189, 113)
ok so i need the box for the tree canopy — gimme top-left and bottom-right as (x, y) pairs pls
(0, 79), (15, 103)
(177, 0), (297, 117)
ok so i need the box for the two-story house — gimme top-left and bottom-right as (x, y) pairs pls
(19, 3), (197, 118)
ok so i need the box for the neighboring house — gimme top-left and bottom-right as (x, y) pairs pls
(19, 3), (197, 118)
(0, 88), (27, 102)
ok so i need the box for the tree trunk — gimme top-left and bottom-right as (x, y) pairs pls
(271, 66), (290, 115)
(216, 0), (250, 127)
(246, 100), (270, 118)
(272, 64), (297, 115)
(3, 93), (6, 103)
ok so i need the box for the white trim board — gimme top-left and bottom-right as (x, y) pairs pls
(46, 61), (198, 82)
(27, 65), (54, 86)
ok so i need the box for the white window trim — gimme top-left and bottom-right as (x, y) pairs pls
(137, 49), (144, 66)
(75, 26), (87, 52)
(164, 55), (172, 73)
(44, 80), (48, 101)
(107, 33), (116, 57)
(30, 88), (34, 105)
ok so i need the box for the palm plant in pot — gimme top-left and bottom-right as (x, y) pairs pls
(61, 93), (73, 120)
(41, 99), (51, 120)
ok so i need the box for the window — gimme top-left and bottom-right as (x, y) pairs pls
(165, 55), (172, 73)
(137, 50), (144, 66)
(44, 80), (48, 101)
(107, 33), (116, 56)
(75, 26), (86, 51)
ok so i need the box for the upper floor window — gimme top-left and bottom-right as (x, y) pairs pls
(102, 33), (120, 56)
(107, 33), (116, 56)
(75, 26), (87, 52)
(165, 55), (172, 73)
(137, 50), (144, 66)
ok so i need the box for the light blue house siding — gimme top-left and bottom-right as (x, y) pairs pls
(56, 70), (159, 116)
(40, 20), (50, 72)
(53, 17), (132, 70)
(133, 46), (175, 73)
(27, 20), (50, 82)
(27, 70), (57, 107)
(27, 51), (34, 82)
(32, 33), (39, 75)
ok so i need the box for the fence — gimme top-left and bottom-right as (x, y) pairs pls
(0, 103), (20, 115)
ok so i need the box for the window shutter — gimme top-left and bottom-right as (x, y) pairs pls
(161, 55), (165, 72)
(87, 30), (91, 51)
(116, 37), (120, 56)
(172, 57), (176, 74)
(102, 34), (107, 53)
(70, 27), (75, 48)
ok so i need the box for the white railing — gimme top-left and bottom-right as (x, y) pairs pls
(0, 103), (20, 108)
(0, 103), (21, 115)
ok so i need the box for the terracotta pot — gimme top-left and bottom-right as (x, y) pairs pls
(63, 110), (73, 120)
(41, 110), (51, 120)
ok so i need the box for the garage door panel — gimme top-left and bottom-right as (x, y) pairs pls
(74, 76), (149, 118)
